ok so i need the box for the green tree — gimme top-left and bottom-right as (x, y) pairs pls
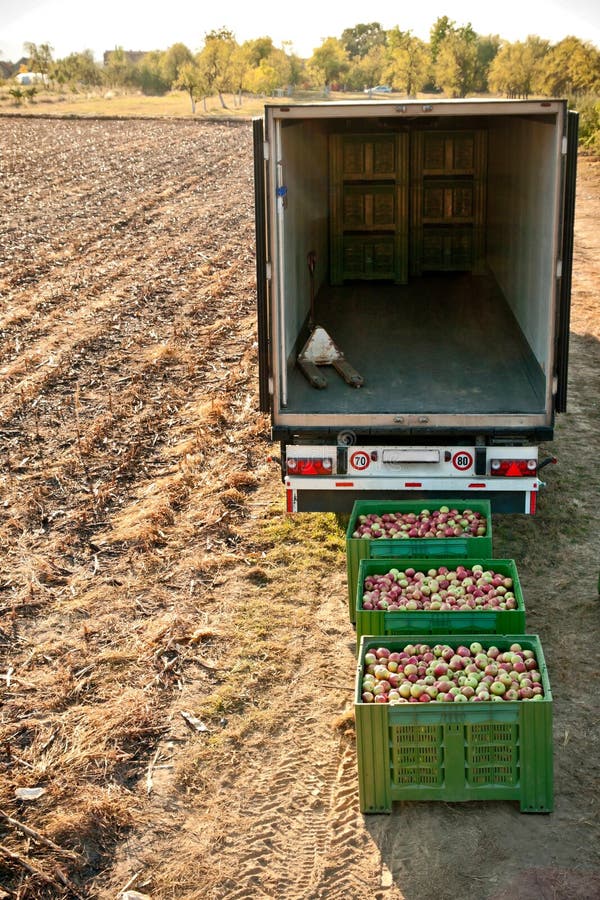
(229, 43), (252, 105)
(175, 60), (208, 113)
(136, 51), (170, 95)
(9, 86), (23, 105)
(352, 44), (387, 91)
(244, 36), (276, 67)
(160, 43), (194, 87)
(241, 42), (295, 98)
(341, 23), (386, 59)
(488, 37), (549, 98)
(53, 50), (102, 89)
(281, 42), (304, 89)
(575, 95), (600, 154)
(434, 24), (479, 96)
(385, 29), (430, 96)
(23, 41), (53, 80)
(269, 48), (293, 88)
(198, 28), (238, 108)
(229, 40), (296, 104)
(245, 59), (280, 96)
(474, 35), (500, 93)
(429, 16), (454, 64)
(104, 47), (136, 88)
(536, 36), (600, 96)
(308, 37), (349, 89)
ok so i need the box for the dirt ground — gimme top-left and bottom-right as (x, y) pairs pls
(0, 117), (599, 900)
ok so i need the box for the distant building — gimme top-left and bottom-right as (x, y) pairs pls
(15, 72), (48, 85)
(103, 50), (147, 66)
(0, 58), (29, 79)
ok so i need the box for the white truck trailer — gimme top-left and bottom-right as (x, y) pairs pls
(253, 98), (578, 513)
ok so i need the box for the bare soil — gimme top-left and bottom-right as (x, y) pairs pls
(0, 118), (599, 900)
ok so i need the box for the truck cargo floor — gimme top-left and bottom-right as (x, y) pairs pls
(283, 274), (546, 416)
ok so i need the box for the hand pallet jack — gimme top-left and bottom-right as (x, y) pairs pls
(296, 251), (364, 390)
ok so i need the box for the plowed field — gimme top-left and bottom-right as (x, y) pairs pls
(1, 117), (599, 900)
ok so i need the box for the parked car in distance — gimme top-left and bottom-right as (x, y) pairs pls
(364, 85), (392, 93)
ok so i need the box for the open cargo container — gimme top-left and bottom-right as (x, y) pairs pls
(254, 99), (578, 513)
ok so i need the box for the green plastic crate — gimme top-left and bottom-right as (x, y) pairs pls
(346, 499), (493, 622)
(355, 557), (526, 649)
(355, 633), (553, 814)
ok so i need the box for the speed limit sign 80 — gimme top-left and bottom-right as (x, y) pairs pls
(452, 451), (473, 471)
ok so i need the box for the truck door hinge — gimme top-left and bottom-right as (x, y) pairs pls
(562, 136), (568, 155)
(266, 261), (272, 280)
(263, 141), (270, 160)
(556, 259), (562, 278)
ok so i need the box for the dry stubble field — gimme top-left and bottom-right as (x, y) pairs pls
(0, 117), (599, 900)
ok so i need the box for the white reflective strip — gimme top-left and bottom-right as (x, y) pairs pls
(286, 475), (539, 491)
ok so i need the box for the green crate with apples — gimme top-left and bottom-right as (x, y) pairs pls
(346, 500), (493, 622)
(355, 633), (553, 814)
(355, 557), (526, 649)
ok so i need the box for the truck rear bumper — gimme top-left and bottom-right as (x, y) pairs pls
(285, 476), (540, 515)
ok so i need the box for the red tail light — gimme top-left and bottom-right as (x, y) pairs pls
(286, 457), (333, 476)
(490, 458), (537, 477)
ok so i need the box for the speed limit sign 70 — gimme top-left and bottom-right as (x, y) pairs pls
(350, 450), (370, 471)
(452, 451), (473, 471)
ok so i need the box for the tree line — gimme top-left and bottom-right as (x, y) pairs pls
(5, 19), (600, 147)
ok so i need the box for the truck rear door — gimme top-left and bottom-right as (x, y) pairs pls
(253, 116), (271, 413)
(555, 109), (578, 413)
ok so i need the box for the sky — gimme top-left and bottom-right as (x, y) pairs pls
(1, 0), (599, 63)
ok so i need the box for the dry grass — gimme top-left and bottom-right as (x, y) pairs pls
(0, 87), (379, 121)
(0, 88), (264, 119)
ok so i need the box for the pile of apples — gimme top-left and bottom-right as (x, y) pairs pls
(361, 641), (545, 704)
(351, 506), (487, 541)
(361, 564), (518, 612)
